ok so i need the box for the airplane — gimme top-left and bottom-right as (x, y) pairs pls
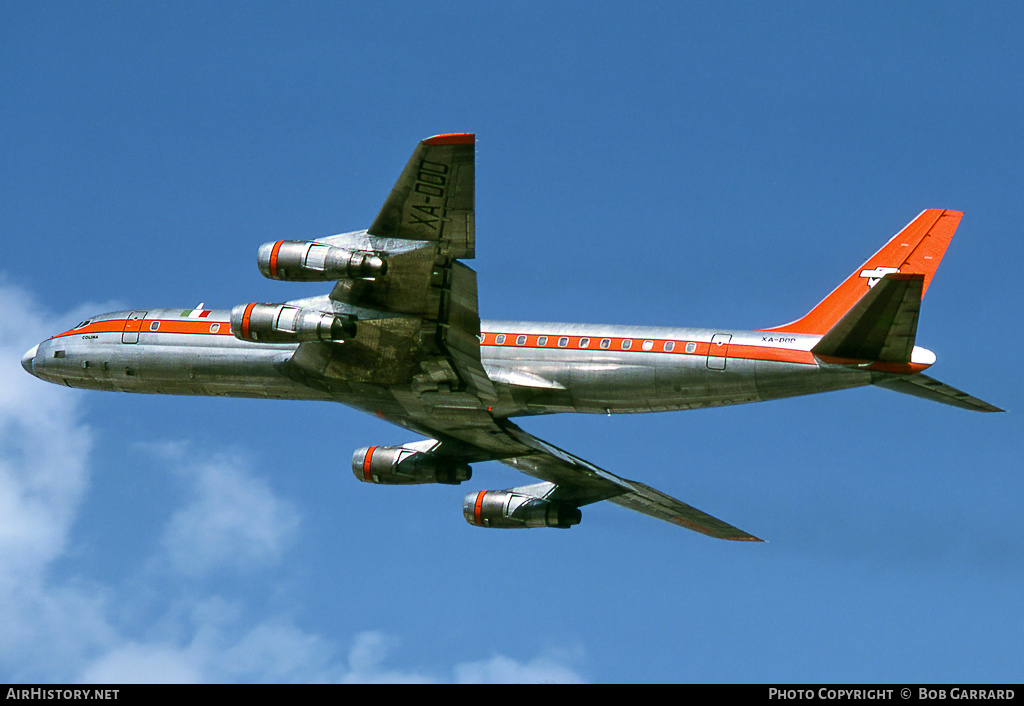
(21, 133), (1002, 541)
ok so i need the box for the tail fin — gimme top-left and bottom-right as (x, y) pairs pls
(763, 209), (962, 335)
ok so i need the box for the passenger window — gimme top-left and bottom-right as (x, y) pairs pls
(537, 336), (548, 346)
(558, 337), (569, 347)
(642, 340), (654, 351)
(495, 334), (506, 345)
(579, 338), (590, 348)
(664, 341), (675, 352)
(210, 323), (221, 333)
(516, 335), (527, 346)
(621, 339), (632, 350)
(685, 342), (697, 354)
(149, 321), (160, 331)
(600, 339), (611, 349)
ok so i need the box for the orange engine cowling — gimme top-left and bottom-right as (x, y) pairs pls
(230, 303), (355, 343)
(258, 240), (387, 281)
(353, 445), (472, 486)
(463, 488), (582, 529)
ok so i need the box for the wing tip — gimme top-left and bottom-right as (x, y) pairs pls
(423, 133), (475, 146)
(672, 515), (763, 541)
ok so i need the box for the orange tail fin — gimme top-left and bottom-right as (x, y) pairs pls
(762, 209), (963, 335)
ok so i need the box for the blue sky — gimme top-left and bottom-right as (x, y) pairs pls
(2, 2), (1022, 683)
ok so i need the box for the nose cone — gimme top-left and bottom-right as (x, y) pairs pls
(21, 344), (38, 375)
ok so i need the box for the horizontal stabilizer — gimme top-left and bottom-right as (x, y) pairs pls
(874, 374), (1004, 412)
(812, 273), (923, 362)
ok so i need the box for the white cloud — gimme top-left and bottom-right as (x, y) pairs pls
(80, 600), (341, 683)
(154, 447), (301, 577)
(339, 632), (586, 684)
(0, 284), (93, 575)
(79, 642), (204, 684)
(453, 649), (587, 684)
(0, 285), (115, 680)
(340, 631), (434, 684)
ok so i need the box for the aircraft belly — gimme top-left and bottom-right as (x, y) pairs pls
(754, 359), (870, 401)
(653, 353), (760, 410)
(569, 362), (656, 413)
(483, 344), (767, 414)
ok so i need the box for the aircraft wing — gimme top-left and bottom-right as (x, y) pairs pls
(291, 133), (759, 539)
(495, 422), (763, 540)
(386, 419), (762, 540)
(302, 133), (496, 408)
(367, 132), (475, 258)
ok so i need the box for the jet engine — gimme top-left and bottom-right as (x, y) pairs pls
(463, 487), (582, 529)
(258, 240), (387, 281)
(353, 445), (472, 485)
(231, 303), (356, 343)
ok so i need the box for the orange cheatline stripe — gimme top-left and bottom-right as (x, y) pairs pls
(51, 320), (124, 339)
(481, 331), (817, 366)
(53, 316), (234, 339)
(423, 133), (474, 146)
(51, 320), (819, 365)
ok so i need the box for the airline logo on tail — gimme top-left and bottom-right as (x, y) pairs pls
(859, 266), (901, 288)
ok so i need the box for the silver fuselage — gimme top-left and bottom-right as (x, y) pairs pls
(23, 308), (888, 425)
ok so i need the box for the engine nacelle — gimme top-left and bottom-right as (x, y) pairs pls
(353, 446), (472, 485)
(231, 303), (356, 343)
(463, 488), (582, 529)
(258, 240), (387, 281)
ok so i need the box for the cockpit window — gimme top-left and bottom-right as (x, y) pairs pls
(74, 320), (92, 329)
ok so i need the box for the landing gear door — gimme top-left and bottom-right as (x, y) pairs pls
(122, 311), (147, 344)
(706, 334), (731, 371)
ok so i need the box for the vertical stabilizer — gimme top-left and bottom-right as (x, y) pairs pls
(763, 209), (962, 336)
